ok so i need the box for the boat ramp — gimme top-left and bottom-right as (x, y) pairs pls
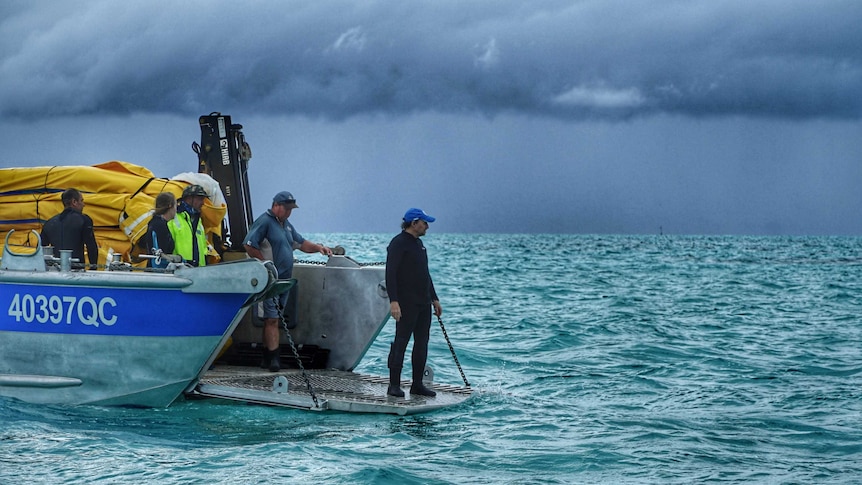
(193, 365), (473, 415)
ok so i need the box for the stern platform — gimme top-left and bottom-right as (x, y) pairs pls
(191, 365), (472, 415)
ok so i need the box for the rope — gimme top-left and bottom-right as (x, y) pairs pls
(437, 315), (470, 388)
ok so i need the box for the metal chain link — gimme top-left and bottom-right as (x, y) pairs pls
(277, 298), (320, 408)
(437, 316), (470, 388)
(294, 258), (385, 267)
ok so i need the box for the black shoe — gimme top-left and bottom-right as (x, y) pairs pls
(387, 385), (405, 398)
(268, 351), (281, 372)
(410, 383), (436, 397)
(260, 349), (271, 369)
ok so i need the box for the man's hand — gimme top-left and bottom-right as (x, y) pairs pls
(432, 300), (442, 318)
(390, 301), (402, 322)
(162, 254), (183, 263)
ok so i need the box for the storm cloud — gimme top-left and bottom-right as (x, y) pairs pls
(2, 1), (861, 236)
(3, 0), (861, 121)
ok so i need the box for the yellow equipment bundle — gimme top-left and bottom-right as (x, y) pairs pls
(0, 161), (226, 266)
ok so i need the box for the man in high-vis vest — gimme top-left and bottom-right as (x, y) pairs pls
(169, 184), (209, 267)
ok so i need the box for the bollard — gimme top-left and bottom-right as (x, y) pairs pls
(59, 250), (72, 272)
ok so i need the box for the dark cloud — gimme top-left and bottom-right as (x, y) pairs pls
(2, 0), (861, 121)
(3, 2), (861, 236)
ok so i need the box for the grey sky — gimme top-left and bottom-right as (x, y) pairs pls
(2, 1), (861, 234)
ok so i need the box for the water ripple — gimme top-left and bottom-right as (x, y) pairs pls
(3, 234), (862, 483)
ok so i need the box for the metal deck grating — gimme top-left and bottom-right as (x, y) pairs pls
(194, 365), (472, 414)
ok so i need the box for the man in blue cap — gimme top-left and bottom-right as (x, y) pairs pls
(385, 207), (443, 397)
(244, 191), (333, 372)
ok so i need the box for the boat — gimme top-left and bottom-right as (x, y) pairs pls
(0, 231), (279, 407)
(0, 113), (472, 414)
(192, 255), (473, 415)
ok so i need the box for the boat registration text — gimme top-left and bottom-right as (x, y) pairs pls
(7, 293), (117, 327)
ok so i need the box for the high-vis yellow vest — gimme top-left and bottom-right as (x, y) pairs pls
(168, 211), (208, 266)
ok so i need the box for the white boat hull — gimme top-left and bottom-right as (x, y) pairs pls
(223, 256), (392, 371)
(1, 331), (239, 407)
(0, 242), (277, 407)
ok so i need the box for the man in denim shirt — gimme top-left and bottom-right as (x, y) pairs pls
(244, 191), (332, 371)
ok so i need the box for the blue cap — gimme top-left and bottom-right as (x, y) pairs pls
(273, 191), (298, 208)
(403, 208), (435, 223)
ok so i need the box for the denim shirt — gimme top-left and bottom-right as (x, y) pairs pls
(244, 209), (305, 279)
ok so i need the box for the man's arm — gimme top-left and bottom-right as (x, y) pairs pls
(299, 239), (333, 256)
(39, 229), (52, 248)
(244, 243), (265, 260)
(385, 239), (403, 320)
(82, 215), (99, 267)
(243, 217), (266, 260)
(40, 217), (55, 248)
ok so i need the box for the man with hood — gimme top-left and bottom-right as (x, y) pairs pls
(169, 184), (209, 267)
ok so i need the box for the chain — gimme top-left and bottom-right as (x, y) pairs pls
(437, 315), (470, 388)
(277, 297), (320, 408)
(294, 258), (385, 267)
(356, 261), (385, 267)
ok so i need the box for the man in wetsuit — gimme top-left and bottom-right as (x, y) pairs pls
(385, 207), (443, 398)
(139, 192), (182, 268)
(40, 188), (99, 269)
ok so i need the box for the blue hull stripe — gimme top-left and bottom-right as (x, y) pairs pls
(1, 283), (247, 337)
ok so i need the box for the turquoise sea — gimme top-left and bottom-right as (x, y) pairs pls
(2, 234), (861, 484)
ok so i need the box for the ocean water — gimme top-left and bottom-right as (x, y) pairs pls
(2, 234), (861, 484)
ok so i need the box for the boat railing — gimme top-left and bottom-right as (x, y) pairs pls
(1, 229), (207, 275)
(1, 230), (48, 272)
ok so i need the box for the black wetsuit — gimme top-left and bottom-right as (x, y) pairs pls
(40, 208), (99, 267)
(140, 215), (175, 267)
(385, 230), (439, 381)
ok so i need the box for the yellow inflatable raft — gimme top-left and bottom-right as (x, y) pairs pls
(0, 161), (226, 266)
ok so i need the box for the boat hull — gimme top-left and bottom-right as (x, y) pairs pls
(0, 332), (232, 407)
(0, 258), (276, 407)
(225, 256), (391, 371)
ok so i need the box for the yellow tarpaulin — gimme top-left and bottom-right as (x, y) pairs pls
(0, 161), (226, 266)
